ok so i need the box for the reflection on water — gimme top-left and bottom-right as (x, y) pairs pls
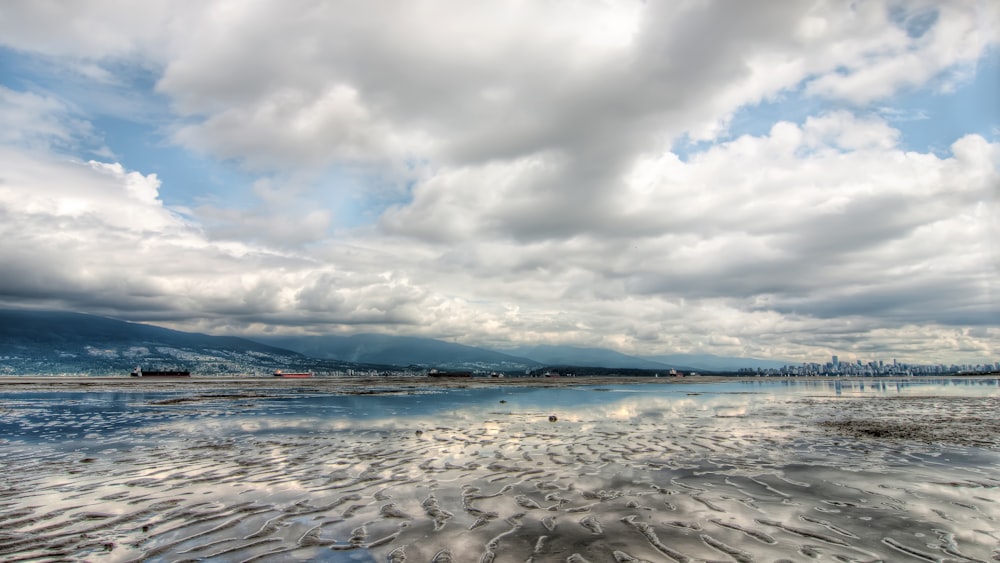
(1, 378), (998, 561)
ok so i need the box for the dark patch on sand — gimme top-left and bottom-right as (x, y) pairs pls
(820, 418), (997, 446)
(818, 395), (1000, 448)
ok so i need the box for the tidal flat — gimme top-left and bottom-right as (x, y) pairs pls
(0, 376), (997, 562)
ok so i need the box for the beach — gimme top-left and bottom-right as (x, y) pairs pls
(1, 376), (997, 561)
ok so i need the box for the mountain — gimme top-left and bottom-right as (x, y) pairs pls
(508, 346), (792, 372)
(0, 309), (364, 376)
(506, 345), (689, 370)
(253, 334), (540, 371)
(0, 309), (791, 375)
(641, 353), (791, 372)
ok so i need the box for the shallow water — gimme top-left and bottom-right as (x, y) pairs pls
(1, 378), (998, 562)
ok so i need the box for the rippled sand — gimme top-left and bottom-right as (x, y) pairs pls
(1, 377), (998, 562)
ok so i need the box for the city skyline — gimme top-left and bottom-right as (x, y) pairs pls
(0, 2), (997, 364)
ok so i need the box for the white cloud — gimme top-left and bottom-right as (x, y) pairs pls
(0, 145), (454, 329)
(374, 116), (998, 359)
(0, 86), (90, 149)
(173, 84), (429, 170)
(0, 0), (178, 59)
(142, 1), (996, 170)
(0, 129), (995, 363)
(803, 1), (997, 103)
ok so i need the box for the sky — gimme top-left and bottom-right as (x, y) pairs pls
(0, 1), (997, 365)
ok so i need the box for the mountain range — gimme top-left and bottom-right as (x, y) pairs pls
(0, 309), (366, 376)
(0, 309), (792, 375)
(256, 334), (540, 371)
(260, 337), (789, 372)
(505, 345), (692, 371)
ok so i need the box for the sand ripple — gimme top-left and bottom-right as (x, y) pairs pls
(0, 379), (998, 561)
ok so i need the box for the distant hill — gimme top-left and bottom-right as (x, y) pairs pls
(253, 334), (540, 371)
(507, 346), (791, 372)
(507, 345), (690, 371)
(0, 309), (362, 376)
(0, 309), (791, 375)
(641, 353), (791, 372)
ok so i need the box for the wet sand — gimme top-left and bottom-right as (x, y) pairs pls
(1, 376), (997, 562)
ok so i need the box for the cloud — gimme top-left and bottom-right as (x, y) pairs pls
(0, 147), (475, 334)
(144, 1), (994, 169)
(0, 0), (178, 59)
(804, 2), (997, 103)
(141, 0), (1000, 257)
(378, 116), (998, 356)
(0, 86), (92, 149)
(0, 1), (997, 364)
(0, 133), (995, 362)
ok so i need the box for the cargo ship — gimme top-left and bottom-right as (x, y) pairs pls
(273, 369), (313, 378)
(428, 370), (472, 377)
(130, 366), (191, 377)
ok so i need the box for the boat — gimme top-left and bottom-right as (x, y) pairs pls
(130, 366), (191, 377)
(273, 369), (313, 378)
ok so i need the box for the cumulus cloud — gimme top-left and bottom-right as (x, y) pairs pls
(0, 0), (997, 363)
(0, 145), (465, 330)
(145, 1), (995, 169)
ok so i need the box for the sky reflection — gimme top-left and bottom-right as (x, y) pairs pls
(2, 379), (997, 447)
(1, 378), (998, 561)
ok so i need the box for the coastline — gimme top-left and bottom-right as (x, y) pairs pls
(0, 373), (995, 390)
(3, 374), (996, 449)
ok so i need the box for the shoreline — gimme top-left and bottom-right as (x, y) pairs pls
(0, 373), (996, 394)
(4, 374), (995, 448)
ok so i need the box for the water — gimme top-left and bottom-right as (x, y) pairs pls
(1, 377), (998, 561)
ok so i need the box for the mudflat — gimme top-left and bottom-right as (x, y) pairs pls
(1, 376), (997, 561)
